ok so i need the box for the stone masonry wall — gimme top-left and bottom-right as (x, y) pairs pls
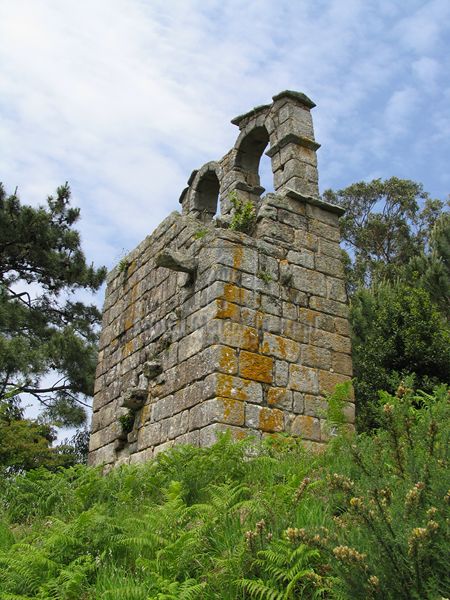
(89, 91), (354, 468)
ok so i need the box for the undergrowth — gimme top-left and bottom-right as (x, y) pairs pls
(0, 385), (448, 599)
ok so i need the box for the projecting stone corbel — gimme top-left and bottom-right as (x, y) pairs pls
(156, 250), (197, 274)
(120, 387), (147, 410)
(143, 360), (163, 379)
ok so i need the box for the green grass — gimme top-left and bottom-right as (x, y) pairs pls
(0, 386), (448, 599)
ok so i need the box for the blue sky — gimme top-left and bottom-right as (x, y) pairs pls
(1, 0), (449, 426)
(1, 0), (449, 273)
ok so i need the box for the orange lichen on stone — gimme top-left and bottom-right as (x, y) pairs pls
(258, 407), (284, 432)
(219, 397), (245, 425)
(216, 374), (249, 401)
(233, 245), (243, 269)
(298, 308), (317, 325)
(223, 322), (259, 352)
(215, 299), (240, 321)
(318, 370), (353, 397)
(123, 304), (135, 331)
(229, 427), (249, 441)
(123, 340), (135, 358)
(255, 311), (264, 329)
(239, 351), (273, 383)
(218, 346), (238, 374)
(139, 403), (151, 426)
(267, 387), (289, 407)
(262, 333), (300, 362)
(223, 283), (246, 305)
(122, 283), (141, 331)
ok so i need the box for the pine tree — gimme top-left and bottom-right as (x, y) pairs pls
(0, 182), (107, 429)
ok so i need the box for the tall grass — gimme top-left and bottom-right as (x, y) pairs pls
(0, 385), (448, 599)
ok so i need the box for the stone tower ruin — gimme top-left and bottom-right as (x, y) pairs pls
(88, 91), (354, 468)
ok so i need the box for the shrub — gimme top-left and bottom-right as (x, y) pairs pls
(0, 386), (448, 598)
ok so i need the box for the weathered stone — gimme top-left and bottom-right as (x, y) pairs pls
(287, 249), (315, 270)
(318, 371), (352, 396)
(129, 448), (153, 464)
(292, 392), (305, 414)
(300, 345), (332, 370)
(178, 328), (204, 362)
(311, 330), (352, 354)
(239, 351), (274, 383)
(143, 361), (163, 379)
(256, 219), (295, 244)
(190, 397), (245, 429)
(332, 352), (353, 376)
(205, 320), (259, 352)
(199, 423), (250, 446)
(326, 277), (347, 302)
(289, 415), (321, 441)
(267, 387), (293, 410)
(309, 296), (349, 318)
(168, 410), (189, 439)
(87, 442), (116, 466)
(153, 440), (174, 456)
(291, 265), (326, 296)
(309, 219), (340, 242)
(203, 372), (264, 404)
(89, 91), (353, 467)
(156, 249), (197, 274)
(137, 422), (161, 450)
(304, 395), (328, 418)
(343, 402), (356, 424)
(289, 364), (319, 394)
(89, 421), (123, 451)
(121, 388), (147, 410)
(246, 405), (284, 432)
(151, 396), (174, 422)
(274, 360), (289, 387)
(261, 333), (300, 363)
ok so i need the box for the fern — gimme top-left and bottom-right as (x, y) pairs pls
(36, 554), (95, 599)
(241, 539), (329, 599)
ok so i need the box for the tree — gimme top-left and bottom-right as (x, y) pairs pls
(323, 177), (447, 293)
(324, 178), (449, 431)
(350, 282), (450, 430)
(0, 182), (107, 429)
(0, 398), (78, 474)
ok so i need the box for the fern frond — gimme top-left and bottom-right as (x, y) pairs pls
(239, 577), (284, 600)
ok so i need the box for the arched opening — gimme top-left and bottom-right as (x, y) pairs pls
(235, 126), (270, 190)
(259, 150), (275, 195)
(193, 169), (220, 222)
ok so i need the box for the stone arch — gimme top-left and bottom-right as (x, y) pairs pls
(184, 161), (221, 222)
(234, 125), (270, 190)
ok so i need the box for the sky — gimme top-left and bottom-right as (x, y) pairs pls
(1, 0), (449, 427)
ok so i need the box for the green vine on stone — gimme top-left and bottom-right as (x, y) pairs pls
(118, 257), (130, 275)
(229, 190), (256, 234)
(119, 411), (135, 434)
(257, 270), (273, 284)
(194, 227), (209, 240)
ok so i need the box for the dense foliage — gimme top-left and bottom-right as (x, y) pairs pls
(324, 178), (449, 431)
(0, 385), (448, 599)
(0, 182), (106, 471)
(0, 182), (106, 427)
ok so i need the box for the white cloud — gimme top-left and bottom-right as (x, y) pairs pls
(0, 0), (449, 273)
(384, 87), (418, 134)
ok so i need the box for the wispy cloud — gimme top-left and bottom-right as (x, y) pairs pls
(1, 0), (449, 273)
